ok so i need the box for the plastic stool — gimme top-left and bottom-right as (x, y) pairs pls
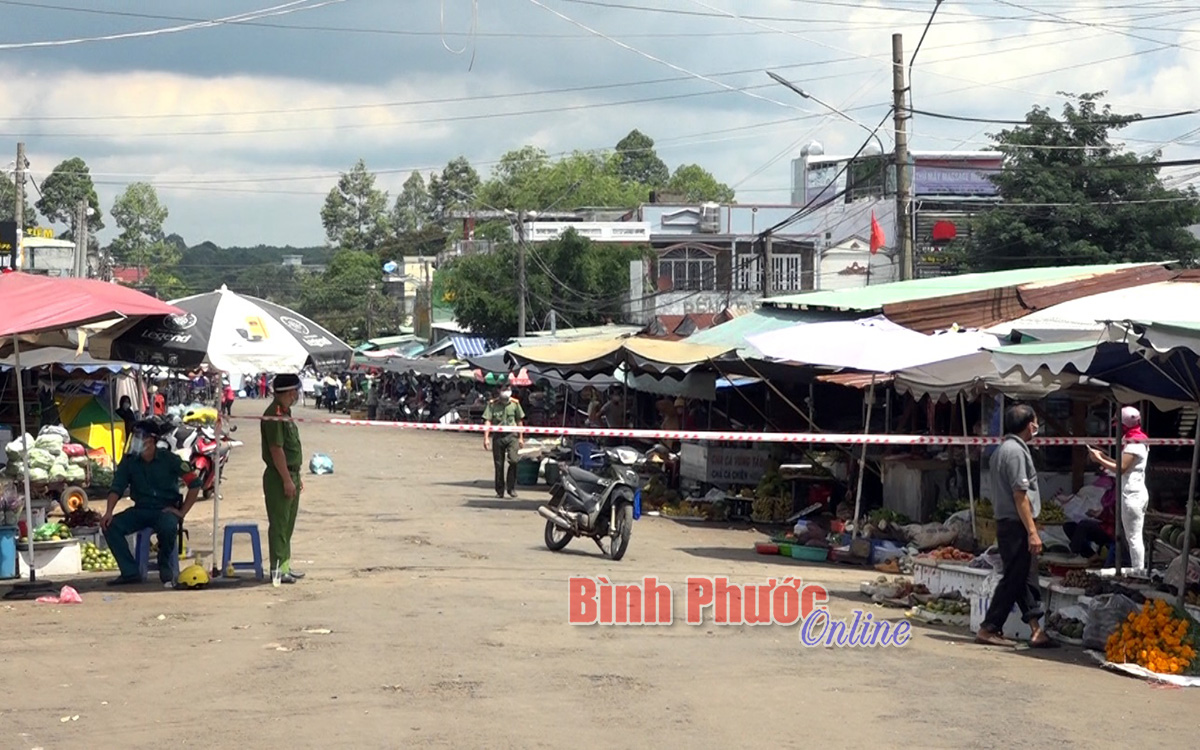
(135, 528), (181, 583)
(221, 524), (264, 581)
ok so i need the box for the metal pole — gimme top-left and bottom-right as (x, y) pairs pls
(107, 373), (117, 462)
(960, 393), (976, 539)
(1177, 417), (1200, 607)
(1113, 414), (1124, 575)
(211, 376), (224, 577)
(892, 33), (913, 281)
(763, 235), (774, 298)
(13, 142), (24, 270)
(851, 377), (876, 539)
(14, 336), (38, 580)
(517, 211), (527, 337)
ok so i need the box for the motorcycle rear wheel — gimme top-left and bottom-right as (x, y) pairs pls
(544, 519), (571, 551)
(608, 503), (633, 561)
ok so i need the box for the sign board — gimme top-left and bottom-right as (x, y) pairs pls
(0, 221), (15, 259)
(681, 442), (771, 485)
(515, 222), (651, 244)
(912, 159), (1001, 196)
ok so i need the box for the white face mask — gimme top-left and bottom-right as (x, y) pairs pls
(1030, 424), (1039, 438)
(500, 390), (512, 400)
(129, 436), (146, 455)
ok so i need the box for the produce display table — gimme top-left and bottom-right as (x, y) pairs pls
(914, 559), (1052, 641)
(17, 538), (82, 579)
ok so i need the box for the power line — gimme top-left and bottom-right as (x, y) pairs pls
(910, 106), (1200, 126)
(0, 0), (345, 51)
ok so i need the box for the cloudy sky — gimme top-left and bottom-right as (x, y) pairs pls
(3, 0), (1199, 248)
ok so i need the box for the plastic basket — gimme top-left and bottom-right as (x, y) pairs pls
(790, 545), (829, 562)
(776, 543), (794, 557)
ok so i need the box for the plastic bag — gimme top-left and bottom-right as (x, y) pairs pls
(27, 467), (49, 483)
(1165, 553), (1200, 593)
(1082, 593), (1141, 651)
(48, 465), (68, 482)
(5, 433), (34, 459)
(4, 461), (22, 477)
(1057, 604), (1090, 625)
(65, 465), (86, 483)
(308, 453), (334, 475)
(37, 424), (69, 440)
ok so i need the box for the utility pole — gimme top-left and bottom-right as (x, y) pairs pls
(892, 33), (914, 281)
(74, 199), (87, 278)
(516, 210), (527, 337)
(12, 142), (25, 270)
(762, 234), (774, 298)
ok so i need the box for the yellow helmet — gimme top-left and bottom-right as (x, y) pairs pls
(177, 564), (210, 589)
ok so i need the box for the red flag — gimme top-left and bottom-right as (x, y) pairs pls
(869, 211), (886, 255)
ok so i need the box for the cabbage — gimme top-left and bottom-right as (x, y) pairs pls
(48, 465), (69, 482)
(34, 434), (65, 455)
(65, 465), (86, 483)
(27, 467), (49, 482)
(26, 448), (55, 471)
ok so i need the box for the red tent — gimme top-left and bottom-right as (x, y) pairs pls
(0, 272), (180, 595)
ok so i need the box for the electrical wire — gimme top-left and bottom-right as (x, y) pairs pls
(910, 106), (1200, 126)
(0, 0), (344, 51)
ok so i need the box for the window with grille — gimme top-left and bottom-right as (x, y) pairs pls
(658, 247), (716, 291)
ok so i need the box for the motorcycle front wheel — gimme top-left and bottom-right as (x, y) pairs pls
(608, 503), (633, 561)
(544, 519), (572, 551)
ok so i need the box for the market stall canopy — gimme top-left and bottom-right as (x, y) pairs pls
(0, 272), (183, 354)
(988, 335), (1200, 409)
(746, 315), (1001, 374)
(891, 350), (1083, 402)
(90, 286), (352, 373)
(505, 337), (735, 376)
(0, 346), (134, 374)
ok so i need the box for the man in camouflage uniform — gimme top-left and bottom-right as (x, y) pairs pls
(261, 373), (304, 586)
(483, 386), (525, 499)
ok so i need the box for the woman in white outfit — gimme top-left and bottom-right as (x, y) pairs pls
(1088, 406), (1150, 570)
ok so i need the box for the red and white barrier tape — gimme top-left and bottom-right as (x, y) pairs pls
(229, 413), (1199, 447)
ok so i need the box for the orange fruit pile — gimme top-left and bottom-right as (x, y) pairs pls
(1105, 599), (1198, 675)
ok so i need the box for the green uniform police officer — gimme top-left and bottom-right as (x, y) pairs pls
(101, 419), (202, 587)
(261, 373), (305, 585)
(483, 387), (525, 498)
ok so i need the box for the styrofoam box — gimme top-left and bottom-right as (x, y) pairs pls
(970, 592), (1034, 641)
(17, 539), (82, 580)
(914, 561), (998, 598)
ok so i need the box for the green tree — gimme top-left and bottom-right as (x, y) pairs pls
(614, 129), (669, 187)
(321, 159), (390, 251)
(109, 182), (173, 272)
(478, 149), (646, 212)
(0, 172), (37, 225)
(965, 92), (1200, 270)
(428, 156), (480, 225)
(36, 157), (104, 232)
(444, 230), (641, 341)
(300, 249), (394, 341)
(391, 171), (433, 234)
(665, 164), (736, 203)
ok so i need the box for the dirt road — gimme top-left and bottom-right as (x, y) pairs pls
(2, 405), (1195, 749)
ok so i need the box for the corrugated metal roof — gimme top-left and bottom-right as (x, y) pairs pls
(762, 263), (1161, 312)
(685, 306), (855, 357)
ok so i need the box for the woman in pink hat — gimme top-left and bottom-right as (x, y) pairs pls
(1088, 406), (1150, 570)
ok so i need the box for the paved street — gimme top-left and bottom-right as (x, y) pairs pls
(3, 406), (1195, 749)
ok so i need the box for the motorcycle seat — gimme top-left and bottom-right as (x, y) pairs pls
(566, 466), (605, 486)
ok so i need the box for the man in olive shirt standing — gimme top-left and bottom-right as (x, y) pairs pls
(977, 404), (1052, 648)
(483, 386), (525, 499)
(261, 373), (304, 586)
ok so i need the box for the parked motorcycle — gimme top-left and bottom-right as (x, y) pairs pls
(162, 419), (241, 499)
(538, 446), (642, 561)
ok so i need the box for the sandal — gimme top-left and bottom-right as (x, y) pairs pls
(974, 629), (1016, 647)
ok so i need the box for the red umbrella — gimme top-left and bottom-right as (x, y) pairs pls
(0, 272), (182, 338)
(0, 273), (180, 598)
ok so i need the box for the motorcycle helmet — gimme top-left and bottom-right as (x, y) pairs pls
(177, 564), (210, 590)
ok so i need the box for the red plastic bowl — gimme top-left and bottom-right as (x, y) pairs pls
(755, 543), (780, 555)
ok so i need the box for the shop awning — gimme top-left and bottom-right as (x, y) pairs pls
(0, 346), (135, 374)
(506, 337), (734, 376)
(450, 335), (489, 359)
(747, 315), (1000, 374)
